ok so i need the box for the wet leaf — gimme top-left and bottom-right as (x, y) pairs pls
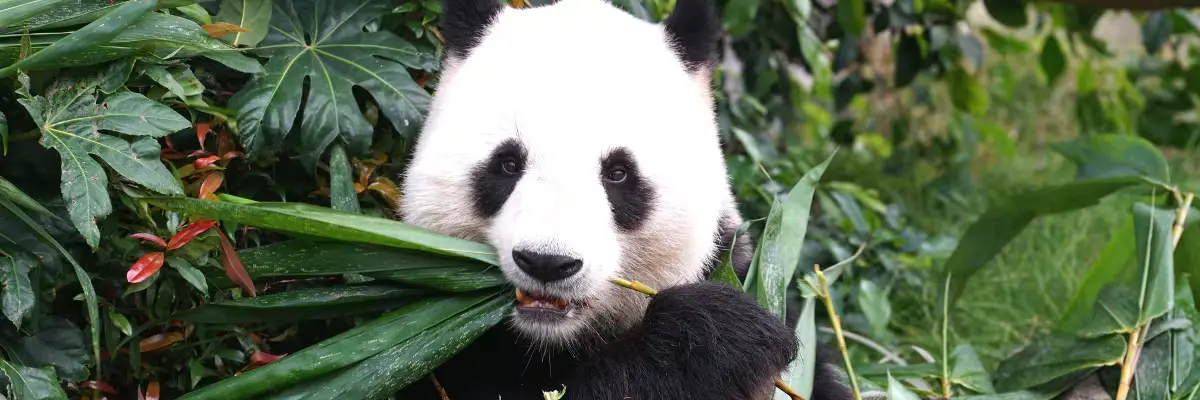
(0, 0), (72, 29)
(1, 250), (35, 329)
(18, 77), (189, 248)
(127, 251), (165, 283)
(229, 0), (436, 168)
(177, 285), (424, 324)
(214, 0), (271, 47)
(0, 0), (154, 77)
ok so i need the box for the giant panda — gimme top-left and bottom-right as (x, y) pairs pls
(394, 0), (856, 398)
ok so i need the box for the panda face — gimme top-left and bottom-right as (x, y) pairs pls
(401, 0), (735, 348)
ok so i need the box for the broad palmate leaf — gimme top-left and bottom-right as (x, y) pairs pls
(18, 76), (188, 248)
(230, 0), (437, 169)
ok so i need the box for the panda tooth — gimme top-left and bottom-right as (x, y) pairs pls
(515, 289), (533, 305)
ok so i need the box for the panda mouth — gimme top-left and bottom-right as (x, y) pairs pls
(515, 288), (576, 314)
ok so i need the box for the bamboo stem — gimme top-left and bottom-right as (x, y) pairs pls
(815, 266), (863, 400)
(607, 278), (805, 400)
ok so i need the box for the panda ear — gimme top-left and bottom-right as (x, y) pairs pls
(441, 0), (506, 59)
(662, 0), (720, 73)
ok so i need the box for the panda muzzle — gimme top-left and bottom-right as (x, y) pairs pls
(514, 288), (571, 311)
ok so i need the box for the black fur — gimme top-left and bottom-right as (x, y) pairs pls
(469, 139), (526, 218)
(441, 0), (505, 59)
(601, 147), (656, 231)
(663, 0), (721, 72)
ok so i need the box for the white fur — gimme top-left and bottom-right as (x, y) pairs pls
(400, 0), (738, 346)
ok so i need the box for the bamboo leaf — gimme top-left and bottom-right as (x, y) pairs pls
(328, 143), (360, 213)
(0, 0), (154, 77)
(176, 285), (426, 324)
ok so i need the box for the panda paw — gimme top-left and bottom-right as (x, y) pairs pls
(641, 280), (798, 382)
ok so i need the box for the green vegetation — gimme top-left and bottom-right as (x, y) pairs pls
(0, 0), (1197, 399)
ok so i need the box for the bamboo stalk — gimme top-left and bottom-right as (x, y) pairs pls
(814, 267), (863, 400)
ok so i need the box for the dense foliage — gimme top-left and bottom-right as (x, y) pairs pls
(0, 0), (1197, 399)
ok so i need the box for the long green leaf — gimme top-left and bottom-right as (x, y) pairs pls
(1177, 207), (1200, 311)
(0, 176), (55, 219)
(294, 293), (511, 399)
(0, 0), (154, 77)
(1, 0), (194, 33)
(229, 0), (436, 168)
(710, 219), (752, 289)
(0, 197), (100, 382)
(176, 284), (426, 324)
(775, 294), (817, 400)
(749, 151), (835, 320)
(146, 197), (499, 265)
(940, 175), (1156, 310)
(0, 0), (72, 30)
(178, 293), (499, 400)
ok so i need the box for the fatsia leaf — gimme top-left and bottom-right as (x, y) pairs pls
(214, 0), (271, 47)
(229, 0), (436, 169)
(18, 77), (188, 248)
(1, 317), (90, 382)
(0, 250), (36, 329)
(0, 361), (69, 400)
(0, 0), (154, 78)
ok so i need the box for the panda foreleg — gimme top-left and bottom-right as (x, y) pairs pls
(568, 281), (797, 400)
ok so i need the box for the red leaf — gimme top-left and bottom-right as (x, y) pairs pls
(81, 381), (118, 394)
(145, 381), (161, 400)
(165, 220), (218, 250)
(129, 233), (167, 248)
(222, 151), (244, 160)
(195, 122), (211, 148)
(188, 150), (212, 158)
(163, 135), (175, 150)
(198, 171), (224, 200)
(127, 252), (165, 283)
(249, 351), (286, 368)
(139, 333), (183, 353)
(217, 229), (257, 297)
(193, 155), (220, 169)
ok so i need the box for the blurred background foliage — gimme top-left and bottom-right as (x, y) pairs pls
(0, 0), (1197, 398)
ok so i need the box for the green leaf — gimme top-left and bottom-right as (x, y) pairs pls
(886, 373), (921, 400)
(107, 308), (132, 337)
(214, 0), (271, 47)
(971, 117), (1015, 159)
(200, 50), (263, 74)
(175, 4), (213, 25)
(0, 0), (71, 30)
(0, 250), (35, 329)
(328, 143), (360, 213)
(289, 293), (511, 399)
(0, 0), (154, 78)
(19, 79), (188, 248)
(0, 12), (244, 73)
(1, 317), (89, 382)
(229, 0), (436, 169)
(1051, 134), (1170, 183)
(0, 109), (6, 155)
(1143, 11), (1172, 55)
(948, 67), (988, 116)
(1, 0), (193, 33)
(0, 176), (56, 219)
(177, 284), (425, 324)
(98, 57), (135, 94)
(1039, 34), (1066, 85)
(0, 197), (99, 382)
(775, 295), (817, 400)
(234, 240), (505, 292)
(0, 361), (69, 400)
(748, 151), (835, 320)
(142, 64), (205, 100)
(147, 197), (499, 265)
(993, 334), (1125, 391)
(1178, 209), (1200, 311)
(1058, 216), (1136, 333)
(894, 32), (923, 88)
(857, 279), (891, 340)
(1126, 326), (1176, 400)
(836, 0), (865, 36)
(167, 256), (209, 296)
(939, 176), (1155, 309)
(710, 219), (751, 289)
(952, 344), (995, 394)
(177, 293), (502, 400)
(983, 0), (1026, 28)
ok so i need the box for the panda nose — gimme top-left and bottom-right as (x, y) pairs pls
(512, 249), (583, 282)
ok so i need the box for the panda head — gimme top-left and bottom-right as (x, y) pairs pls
(401, 0), (742, 348)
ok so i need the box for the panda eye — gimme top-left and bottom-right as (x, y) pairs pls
(604, 167), (627, 183)
(500, 159), (520, 175)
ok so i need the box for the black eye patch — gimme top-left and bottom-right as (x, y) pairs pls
(601, 148), (655, 231)
(470, 139), (527, 218)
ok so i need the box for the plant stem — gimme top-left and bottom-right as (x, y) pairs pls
(1115, 192), (1194, 400)
(941, 272), (952, 400)
(607, 278), (805, 400)
(814, 266), (862, 400)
